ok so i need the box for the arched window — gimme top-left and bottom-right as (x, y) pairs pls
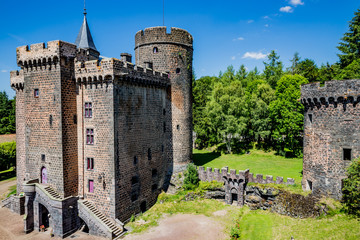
(153, 47), (158, 53)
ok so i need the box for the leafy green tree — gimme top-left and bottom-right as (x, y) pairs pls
(0, 141), (16, 171)
(342, 158), (360, 217)
(337, 8), (360, 68)
(0, 92), (15, 134)
(297, 59), (319, 82)
(193, 76), (217, 148)
(336, 59), (360, 80)
(263, 50), (284, 89)
(318, 63), (340, 83)
(183, 163), (200, 190)
(288, 52), (301, 74)
(269, 75), (308, 157)
(207, 80), (248, 153)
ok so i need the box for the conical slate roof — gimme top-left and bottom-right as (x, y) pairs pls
(75, 14), (97, 51)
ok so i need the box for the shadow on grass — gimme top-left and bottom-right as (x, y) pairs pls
(0, 170), (16, 182)
(193, 151), (221, 166)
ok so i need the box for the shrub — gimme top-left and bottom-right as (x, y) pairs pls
(183, 163), (200, 190)
(342, 158), (360, 217)
(0, 141), (16, 171)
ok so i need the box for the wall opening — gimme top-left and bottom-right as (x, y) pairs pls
(176, 68), (181, 74)
(41, 167), (47, 184)
(79, 217), (89, 233)
(307, 180), (313, 191)
(140, 201), (147, 213)
(133, 156), (138, 165)
(308, 114), (313, 123)
(343, 148), (352, 161)
(153, 47), (158, 53)
(39, 203), (50, 229)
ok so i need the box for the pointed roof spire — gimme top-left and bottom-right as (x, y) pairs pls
(75, 4), (97, 52)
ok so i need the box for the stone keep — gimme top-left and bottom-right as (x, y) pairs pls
(301, 79), (360, 200)
(135, 27), (193, 171)
(8, 12), (193, 239)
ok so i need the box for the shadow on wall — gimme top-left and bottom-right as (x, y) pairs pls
(193, 152), (221, 166)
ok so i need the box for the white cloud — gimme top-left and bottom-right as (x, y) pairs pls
(265, 24), (269, 28)
(280, 6), (293, 13)
(247, 20), (254, 24)
(231, 56), (236, 60)
(263, 16), (270, 19)
(242, 51), (268, 60)
(233, 37), (245, 41)
(289, 0), (304, 6)
(1, 70), (7, 73)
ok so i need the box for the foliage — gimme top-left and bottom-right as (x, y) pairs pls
(0, 141), (16, 171)
(336, 59), (360, 80)
(0, 92), (15, 134)
(269, 75), (308, 157)
(6, 184), (16, 197)
(263, 50), (283, 89)
(337, 8), (360, 68)
(183, 163), (200, 190)
(342, 158), (360, 217)
(297, 58), (319, 82)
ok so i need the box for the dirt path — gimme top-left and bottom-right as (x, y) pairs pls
(124, 214), (227, 240)
(0, 178), (16, 200)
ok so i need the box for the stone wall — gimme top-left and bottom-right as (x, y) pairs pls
(1, 195), (25, 215)
(135, 27), (193, 171)
(198, 167), (295, 185)
(301, 79), (360, 199)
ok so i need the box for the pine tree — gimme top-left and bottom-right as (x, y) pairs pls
(337, 8), (360, 68)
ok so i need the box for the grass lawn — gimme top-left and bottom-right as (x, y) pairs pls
(236, 207), (360, 240)
(0, 167), (16, 182)
(193, 149), (303, 183)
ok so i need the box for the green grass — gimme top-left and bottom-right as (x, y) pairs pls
(193, 149), (303, 183)
(0, 167), (16, 182)
(6, 184), (16, 197)
(233, 207), (360, 240)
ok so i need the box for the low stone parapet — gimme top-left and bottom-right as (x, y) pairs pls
(1, 195), (25, 215)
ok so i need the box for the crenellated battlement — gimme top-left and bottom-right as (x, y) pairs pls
(16, 40), (77, 69)
(10, 70), (24, 90)
(135, 27), (193, 49)
(198, 166), (295, 185)
(75, 58), (169, 87)
(301, 79), (360, 111)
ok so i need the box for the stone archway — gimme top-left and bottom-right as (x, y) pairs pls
(38, 203), (50, 230)
(231, 188), (238, 205)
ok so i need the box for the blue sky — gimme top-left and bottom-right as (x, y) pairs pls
(0, 0), (359, 98)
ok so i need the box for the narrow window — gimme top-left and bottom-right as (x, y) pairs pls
(85, 102), (92, 118)
(131, 193), (138, 202)
(87, 157), (94, 170)
(308, 114), (313, 123)
(131, 176), (139, 185)
(176, 68), (181, 74)
(41, 154), (45, 162)
(161, 145), (164, 152)
(163, 109), (166, 115)
(34, 89), (39, 98)
(86, 129), (94, 145)
(88, 180), (94, 193)
(343, 148), (352, 160)
(163, 122), (166, 133)
(177, 124), (180, 130)
(153, 47), (158, 53)
(133, 156), (138, 165)
(73, 114), (77, 124)
(307, 180), (312, 191)
(152, 169), (158, 177)
(49, 115), (53, 126)
(148, 148), (152, 161)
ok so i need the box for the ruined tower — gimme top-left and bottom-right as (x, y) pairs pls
(301, 79), (360, 200)
(135, 27), (193, 171)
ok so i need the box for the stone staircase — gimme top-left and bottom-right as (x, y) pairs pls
(81, 200), (124, 239)
(44, 186), (62, 199)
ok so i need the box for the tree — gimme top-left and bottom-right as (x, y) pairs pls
(0, 92), (15, 134)
(297, 59), (319, 83)
(288, 52), (301, 75)
(269, 75), (308, 157)
(337, 8), (360, 68)
(206, 80), (249, 153)
(342, 158), (360, 217)
(336, 59), (360, 80)
(263, 50), (284, 89)
(183, 163), (200, 190)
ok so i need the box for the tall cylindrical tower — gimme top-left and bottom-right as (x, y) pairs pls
(135, 27), (193, 171)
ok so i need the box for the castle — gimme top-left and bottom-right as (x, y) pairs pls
(301, 80), (360, 200)
(7, 10), (193, 239)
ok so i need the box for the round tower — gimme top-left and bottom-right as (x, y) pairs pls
(135, 27), (193, 171)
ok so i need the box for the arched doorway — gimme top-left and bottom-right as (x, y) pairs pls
(79, 217), (89, 233)
(39, 203), (50, 230)
(231, 188), (238, 205)
(41, 167), (47, 184)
